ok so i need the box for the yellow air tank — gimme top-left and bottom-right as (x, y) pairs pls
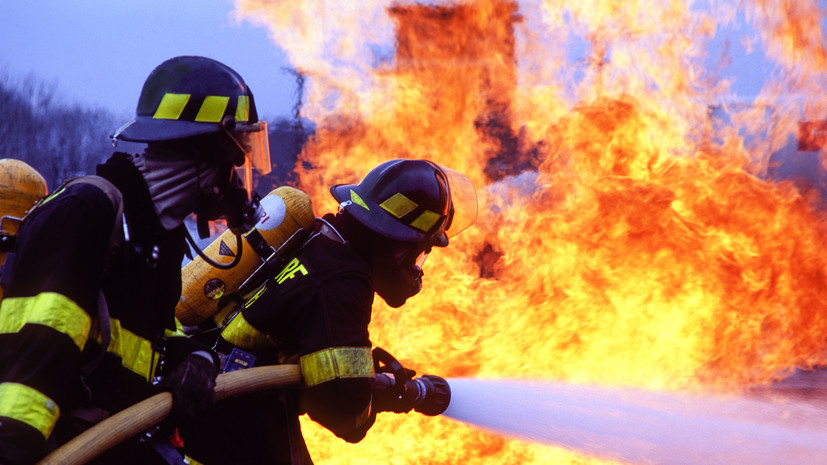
(0, 159), (48, 300)
(176, 186), (314, 326)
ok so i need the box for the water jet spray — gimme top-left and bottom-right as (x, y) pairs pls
(442, 377), (827, 465)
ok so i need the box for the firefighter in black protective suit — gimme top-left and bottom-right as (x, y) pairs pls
(0, 55), (272, 465)
(182, 158), (478, 465)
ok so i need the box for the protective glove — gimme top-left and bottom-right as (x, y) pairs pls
(155, 351), (217, 428)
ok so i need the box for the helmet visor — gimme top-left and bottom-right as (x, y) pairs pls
(393, 244), (431, 271)
(439, 165), (478, 238)
(235, 121), (272, 176)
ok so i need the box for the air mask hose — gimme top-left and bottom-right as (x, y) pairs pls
(185, 192), (263, 271)
(185, 227), (243, 270)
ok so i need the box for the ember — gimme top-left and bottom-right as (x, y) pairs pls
(235, 0), (827, 463)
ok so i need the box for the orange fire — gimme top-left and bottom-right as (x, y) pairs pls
(235, 0), (827, 463)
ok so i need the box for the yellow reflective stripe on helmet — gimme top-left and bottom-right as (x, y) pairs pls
(410, 209), (440, 232)
(380, 193), (417, 218)
(236, 95), (250, 122)
(195, 96), (230, 123)
(154, 93), (191, 120)
(91, 318), (158, 381)
(0, 382), (60, 439)
(300, 347), (374, 387)
(350, 190), (370, 210)
(0, 293), (91, 350)
(221, 312), (277, 350)
(378, 193), (441, 232)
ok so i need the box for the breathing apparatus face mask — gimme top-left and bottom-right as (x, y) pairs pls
(193, 157), (260, 239)
(189, 119), (270, 238)
(373, 241), (431, 308)
(335, 208), (428, 308)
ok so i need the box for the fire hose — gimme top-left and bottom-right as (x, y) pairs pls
(36, 350), (451, 465)
(36, 364), (303, 465)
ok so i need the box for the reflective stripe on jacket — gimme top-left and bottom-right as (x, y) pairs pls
(0, 153), (190, 464)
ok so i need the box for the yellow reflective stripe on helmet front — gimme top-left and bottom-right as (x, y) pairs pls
(0, 293), (91, 350)
(378, 192), (441, 232)
(153, 93), (191, 120)
(380, 193), (417, 218)
(350, 190), (370, 210)
(236, 95), (250, 122)
(410, 209), (440, 232)
(300, 347), (374, 387)
(0, 382), (60, 439)
(195, 96), (230, 123)
(221, 312), (277, 350)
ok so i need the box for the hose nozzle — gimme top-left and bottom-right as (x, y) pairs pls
(371, 347), (451, 416)
(372, 372), (451, 416)
(410, 374), (451, 416)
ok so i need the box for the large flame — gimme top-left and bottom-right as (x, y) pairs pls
(235, 0), (827, 463)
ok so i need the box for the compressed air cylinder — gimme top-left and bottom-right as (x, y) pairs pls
(0, 159), (48, 301)
(176, 186), (315, 326)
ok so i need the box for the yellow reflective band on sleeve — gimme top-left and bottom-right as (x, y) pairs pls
(0, 382), (60, 439)
(166, 325), (186, 338)
(220, 312), (277, 350)
(236, 95), (250, 122)
(0, 293), (91, 350)
(380, 193), (417, 218)
(92, 318), (158, 381)
(410, 209), (440, 232)
(153, 93), (190, 120)
(300, 347), (374, 387)
(195, 96), (230, 123)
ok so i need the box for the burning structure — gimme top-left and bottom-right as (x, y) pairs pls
(237, 0), (827, 464)
(390, 2), (541, 181)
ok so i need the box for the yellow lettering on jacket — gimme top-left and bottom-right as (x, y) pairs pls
(242, 284), (268, 309)
(274, 258), (308, 284)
